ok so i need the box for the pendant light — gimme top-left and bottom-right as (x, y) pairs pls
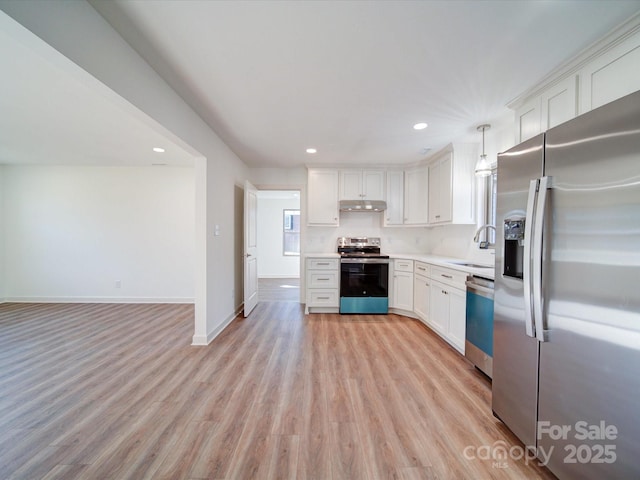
(475, 124), (492, 177)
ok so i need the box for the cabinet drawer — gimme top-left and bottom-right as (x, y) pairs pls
(414, 261), (430, 276)
(430, 266), (467, 289)
(307, 258), (339, 270)
(307, 289), (339, 307)
(308, 272), (339, 288)
(394, 259), (414, 272)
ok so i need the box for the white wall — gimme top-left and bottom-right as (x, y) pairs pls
(257, 196), (300, 278)
(1, 1), (249, 344)
(3, 165), (195, 302)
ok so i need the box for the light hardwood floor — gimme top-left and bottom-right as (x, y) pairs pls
(0, 301), (555, 480)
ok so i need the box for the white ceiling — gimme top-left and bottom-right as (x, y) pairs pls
(0, 11), (195, 167)
(92, 0), (640, 168)
(2, 2), (640, 169)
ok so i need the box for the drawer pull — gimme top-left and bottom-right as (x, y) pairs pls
(442, 290), (448, 295)
(317, 296), (330, 300)
(316, 262), (330, 265)
(417, 266), (426, 271)
(317, 277), (330, 281)
(441, 274), (453, 279)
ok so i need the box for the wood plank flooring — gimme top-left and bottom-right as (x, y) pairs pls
(0, 301), (555, 479)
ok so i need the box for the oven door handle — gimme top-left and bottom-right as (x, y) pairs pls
(340, 258), (390, 264)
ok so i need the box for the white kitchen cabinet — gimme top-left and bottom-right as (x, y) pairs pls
(447, 287), (466, 353)
(339, 169), (385, 200)
(403, 165), (429, 225)
(511, 23), (640, 143)
(541, 75), (578, 130)
(579, 29), (640, 113)
(384, 170), (404, 226)
(428, 144), (476, 225)
(516, 76), (578, 143)
(515, 98), (541, 143)
(390, 259), (413, 311)
(305, 257), (339, 314)
(307, 169), (339, 226)
(429, 266), (467, 353)
(413, 271), (430, 323)
(429, 280), (448, 336)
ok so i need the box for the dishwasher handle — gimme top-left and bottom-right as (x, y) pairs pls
(465, 279), (494, 299)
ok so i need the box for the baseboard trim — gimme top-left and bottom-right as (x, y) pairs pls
(192, 303), (243, 346)
(4, 296), (195, 304)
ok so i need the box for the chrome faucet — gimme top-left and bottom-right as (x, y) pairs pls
(474, 224), (496, 247)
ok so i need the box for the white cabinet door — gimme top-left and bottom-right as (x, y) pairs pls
(384, 170), (404, 226)
(541, 75), (578, 130)
(308, 169), (339, 225)
(340, 170), (385, 200)
(579, 32), (640, 113)
(428, 154), (453, 224)
(429, 280), (448, 335)
(392, 271), (414, 311)
(413, 273), (430, 322)
(515, 98), (541, 143)
(447, 287), (466, 354)
(362, 170), (385, 200)
(339, 170), (362, 200)
(403, 165), (429, 225)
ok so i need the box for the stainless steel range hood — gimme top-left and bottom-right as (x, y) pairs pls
(339, 200), (387, 212)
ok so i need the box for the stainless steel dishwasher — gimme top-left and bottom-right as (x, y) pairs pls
(465, 275), (494, 378)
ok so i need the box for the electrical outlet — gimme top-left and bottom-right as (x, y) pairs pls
(115, 280), (121, 288)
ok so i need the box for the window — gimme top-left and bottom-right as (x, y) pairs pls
(283, 209), (300, 256)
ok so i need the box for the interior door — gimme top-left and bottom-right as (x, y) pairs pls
(243, 180), (258, 317)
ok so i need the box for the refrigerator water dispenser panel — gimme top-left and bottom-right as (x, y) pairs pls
(504, 218), (525, 279)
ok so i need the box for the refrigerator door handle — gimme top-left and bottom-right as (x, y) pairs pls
(523, 179), (538, 338)
(532, 176), (551, 342)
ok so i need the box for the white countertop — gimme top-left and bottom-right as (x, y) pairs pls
(304, 252), (495, 279)
(387, 253), (495, 280)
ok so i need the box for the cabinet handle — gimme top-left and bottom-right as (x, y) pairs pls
(317, 277), (330, 281)
(442, 290), (448, 295)
(441, 274), (453, 279)
(435, 215), (440, 218)
(417, 266), (426, 271)
(317, 262), (330, 265)
(317, 296), (330, 300)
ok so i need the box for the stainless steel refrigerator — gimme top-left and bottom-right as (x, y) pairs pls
(492, 89), (640, 479)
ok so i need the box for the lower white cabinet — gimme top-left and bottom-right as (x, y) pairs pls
(429, 266), (467, 353)
(413, 273), (430, 322)
(305, 257), (339, 313)
(391, 259), (414, 311)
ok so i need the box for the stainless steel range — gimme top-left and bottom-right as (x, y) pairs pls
(337, 237), (389, 314)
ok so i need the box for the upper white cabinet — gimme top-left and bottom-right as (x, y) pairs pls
(384, 170), (404, 226)
(403, 165), (429, 225)
(511, 21), (640, 143)
(579, 29), (640, 112)
(339, 170), (385, 200)
(428, 144), (476, 225)
(307, 169), (339, 226)
(516, 76), (578, 143)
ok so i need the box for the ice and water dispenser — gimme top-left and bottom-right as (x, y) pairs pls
(503, 219), (525, 279)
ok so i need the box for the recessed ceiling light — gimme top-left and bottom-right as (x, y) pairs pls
(413, 122), (428, 130)
(306, 148), (317, 154)
(153, 147), (165, 153)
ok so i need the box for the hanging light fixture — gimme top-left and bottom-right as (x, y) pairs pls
(475, 124), (492, 177)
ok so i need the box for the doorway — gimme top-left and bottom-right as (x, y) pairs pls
(255, 190), (301, 302)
